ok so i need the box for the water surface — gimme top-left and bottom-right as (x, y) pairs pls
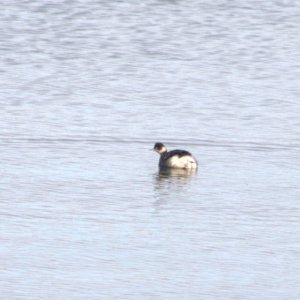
(1, 1), (300, 299)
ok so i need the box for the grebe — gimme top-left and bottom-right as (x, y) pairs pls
(153, 142), (198, 169)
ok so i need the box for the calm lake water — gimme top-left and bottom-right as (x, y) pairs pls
(1, 0), (300, 299)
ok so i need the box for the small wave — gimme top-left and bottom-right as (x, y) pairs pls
(1, 135), (299, 153)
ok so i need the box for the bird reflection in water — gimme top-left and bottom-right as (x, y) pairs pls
(153, 167), (197, 211)
(157, 167), (197, 181)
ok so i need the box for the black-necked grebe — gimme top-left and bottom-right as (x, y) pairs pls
(153, 142), (198, 169)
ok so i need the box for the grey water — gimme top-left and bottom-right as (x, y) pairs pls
(1, 0), (300, 299)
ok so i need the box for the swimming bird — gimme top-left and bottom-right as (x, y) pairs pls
(153, 142), (198, 169)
